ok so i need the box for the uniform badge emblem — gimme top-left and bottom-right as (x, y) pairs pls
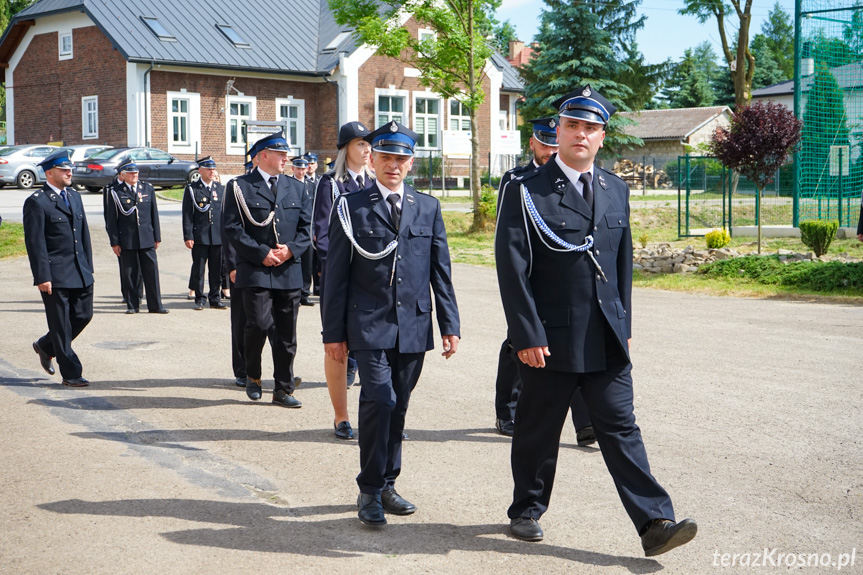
(199, 202), (204, 207)
(549, 119), (556, 128)
(390, 122), (398, 132)
(555, 178), (564, 184)
(126, 199), (131, 204)
(583, 87), (591, 97)
(598, 174), (607, 189)
(358, 124), (365, 132)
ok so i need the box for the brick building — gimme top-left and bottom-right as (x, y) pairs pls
(0, 0), (523, 176)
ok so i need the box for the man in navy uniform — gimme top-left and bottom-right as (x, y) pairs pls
(223, 132), (311, 408)
(290, 156), (315, 306)
(303, 152), (322, 296)
(183, 156), (227, 311)
(105, 158), (168, 314)
(322, 121), (460, 526)
(857, 192), (862, 242)
(24, 150), (94, 387)
(494, 117), (594, 447)
(495, 86), (696, 555)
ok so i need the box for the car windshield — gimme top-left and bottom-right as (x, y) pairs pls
(89, 148), (127, 160)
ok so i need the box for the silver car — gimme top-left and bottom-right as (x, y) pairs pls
(0, 145), (61, 189)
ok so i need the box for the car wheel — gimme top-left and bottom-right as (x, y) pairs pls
(86, 186), (103, 193)
(187, 169), (200, 184)
(17, 170), (36, 189)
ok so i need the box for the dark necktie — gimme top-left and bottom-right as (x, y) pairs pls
(268, 176), (278, 196)
(356, 174), (364, 189)
(579, 172), (593, 208)
(59, 189), (70, 208)
(386, 194), (401, 230)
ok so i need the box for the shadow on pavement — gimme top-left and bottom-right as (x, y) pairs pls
(38, 498), (662, 571)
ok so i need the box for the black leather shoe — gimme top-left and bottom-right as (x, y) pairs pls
(149, 308), (169, 314)
(381, 489), (416, 515)
(210, 301), (228, 309)
(272, 389), (302, 408)
(300, 297), (314, 306)
(510, 517), (543, 541)
(234, 377), (248, 387)
(62, 377), (89, 387)
(641, 518), (697, 557)
(346, 366), (357, 388)
(357, 493), (386, 526)
(125, 307), (139, 314)
(246, 378), (262, 400)
(33, 341), (55, 375)
(335, 420), (354, 440)
(577, 425), (597, 447)
(194, 301), (204, 311)
(496, 419), (515, 436)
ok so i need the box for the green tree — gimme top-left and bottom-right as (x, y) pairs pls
(750, 34), (786, 89)
(615, 42), (668, 111)
(491, 20), (518, 55)
(662, 48), (714, 108)
(520, 0), (646, 155)
(680, 0), (755, 109)
(800, 63), (850, 198)
(842, 2), (863, 57)
(329, 0), (494, 229)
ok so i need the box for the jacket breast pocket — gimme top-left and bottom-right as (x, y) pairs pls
(278, 204), (300, 225)
(51, 215), (68, 223)
(355, 227), (388, 252)
(408, 225), (432, 255)
(605, 212), (627, 252)
(547, 219), (584, 245)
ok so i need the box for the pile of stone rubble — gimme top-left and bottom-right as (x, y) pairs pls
(633, 244), (862, 274)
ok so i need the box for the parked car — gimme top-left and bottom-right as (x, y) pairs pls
(72, 147), (200, 192)
(0, 144), (62, 188)
(66, 144), (113, 162)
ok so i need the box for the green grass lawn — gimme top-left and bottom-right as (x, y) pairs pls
(0, 222), (26, 259)
(157, 186), (186, 201)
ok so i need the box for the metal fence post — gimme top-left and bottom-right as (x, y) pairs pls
(838, 147), (843, 226)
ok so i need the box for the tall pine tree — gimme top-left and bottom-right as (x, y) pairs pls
(520, 0), (646, 154)
(662, 48), (714, 108)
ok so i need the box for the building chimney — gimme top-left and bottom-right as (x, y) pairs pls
(509, 40), (524, 60)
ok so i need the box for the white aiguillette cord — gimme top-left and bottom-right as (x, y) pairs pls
(335, 194), (399, 285)
(520, 183), (607, 282)
(111, 187), (139, 225)
(232, 180), (279, 243)
(187, 184), (212, 212)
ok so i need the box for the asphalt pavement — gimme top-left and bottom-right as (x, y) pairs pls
(1, 194), (861, 574)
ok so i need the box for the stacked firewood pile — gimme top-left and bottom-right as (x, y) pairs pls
(612, 159), (675, 189)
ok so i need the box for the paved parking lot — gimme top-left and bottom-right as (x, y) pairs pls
(1, 197), (861, 574)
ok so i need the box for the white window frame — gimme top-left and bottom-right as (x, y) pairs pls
(167, 91), (201, 155)
(412, 93), (442, 150)
(225, 95), (256, 155)
(448, 98), (471, 131)
(418, 28), (436, 42)
(82, 96), (98, 140)
(276, 97), (305, 156)
(375, 87), (409, 129)
(59, 33), (73, 60)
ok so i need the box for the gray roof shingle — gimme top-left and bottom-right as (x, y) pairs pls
(618, 106), (731, 141)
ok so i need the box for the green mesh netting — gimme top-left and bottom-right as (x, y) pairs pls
(797, 0), (863, 226)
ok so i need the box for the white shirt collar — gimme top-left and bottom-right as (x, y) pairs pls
(375, 180), (404, 209)
(554, 155), (593, 197)
(347, 168), (366, 184)
(257, 167), (277, 182)
(46, 182), (66, 195)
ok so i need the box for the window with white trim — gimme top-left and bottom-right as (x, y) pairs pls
(171, 98), (189, 146)
(59, 33), (73, 59)
(449, 99), (471, 131)
(414, 96), (440, 149)
(276, 98), (305, 156)
(376, 88), (409, 128)
(226, 95), (256, 154)
(82, 96), (98, 139)
(167, 91), (201, 154)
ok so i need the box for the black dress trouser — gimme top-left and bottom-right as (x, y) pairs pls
(242, 287), (300, 393)
(120, 248), (162, 311)
(189, 243), (222, 303)
(38, 285), (93, 380)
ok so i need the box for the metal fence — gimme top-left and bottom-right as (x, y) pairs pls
(676, 156), (795, 237)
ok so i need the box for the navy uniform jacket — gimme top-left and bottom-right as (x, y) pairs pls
(181, 179), (224, 245)
(313, 171), (371, 266)
(23, 184), (94, 289)
(105, 180), (161, 249)
(222, 170), (312, 290)
(857, 198), (863, 236)
(495, 159), (632, 373)
(322, 184), (460, 354)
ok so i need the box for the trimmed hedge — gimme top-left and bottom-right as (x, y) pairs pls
(698, 255), (863, 292)
(799, 219), (839, 257)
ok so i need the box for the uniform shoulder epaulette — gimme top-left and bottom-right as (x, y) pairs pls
(598, 166), (624, 184)
(30, 190), (41, 198)
(518, 166), (542, 183)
